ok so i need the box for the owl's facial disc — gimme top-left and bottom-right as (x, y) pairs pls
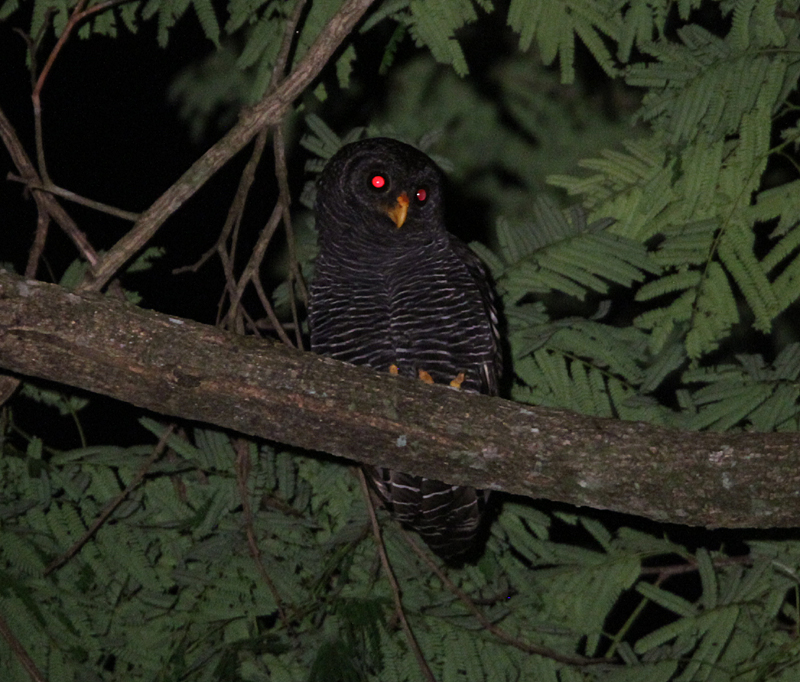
(345, 151), (436, 234)
(385, 192), (409, 228)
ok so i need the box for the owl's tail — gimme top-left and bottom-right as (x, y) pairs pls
(366, 465), (486, 562)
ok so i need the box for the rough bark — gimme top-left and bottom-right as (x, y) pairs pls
(1, 270), (799, 528)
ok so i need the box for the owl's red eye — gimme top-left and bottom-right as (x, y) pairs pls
(371, 175), (386, 189)
(415, 188), (427, 203)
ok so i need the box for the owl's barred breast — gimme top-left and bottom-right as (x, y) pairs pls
(310, 235), (494, 393)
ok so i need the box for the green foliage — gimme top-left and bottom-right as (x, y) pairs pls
(508, 0), (620, 83)
(679, 344), (800, 431)
(404, 0), (478, 77)
(4, 419), (800, 680)
(17, 384), (89, 416)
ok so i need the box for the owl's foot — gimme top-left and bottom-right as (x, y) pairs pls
(449, 372), (466, 389)
(418, 369), (434, 384)
(394, 365), (465, 388)
(419, 369), (465, 388)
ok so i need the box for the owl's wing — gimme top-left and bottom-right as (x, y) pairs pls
(448, 235), (503, 397)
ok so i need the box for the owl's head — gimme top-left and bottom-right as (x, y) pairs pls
(315, 138), (446, 246)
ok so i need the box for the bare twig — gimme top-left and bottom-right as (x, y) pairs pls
(44, 424), (174, 575)
(25, 209), (50, 279)
(12, 26), (39, 89)
(0, 105), (99, 267)
(606, 567), (672, 658)
(174, 129), (271, 282)
(402, 530), (608, 667)
(7, 1), (139, 277)
(260, 1), (311, 346)
(640, 554), (753, 579)
(235, 439), (290, 625)
(32, 0), (90, 184)
(32, 0), (133, 104)
(273, 126), (306, 349)
(359, 469), (437, 682)
(222, 125), (303, 347)
(612, 556), (752, 658)
(0, 612), (45, 682)
(218, 128), (271, 332)
(226, 202), (283, 329)
(7, 0), (146, 277)
(253, 275), (296, 347)
(270, 0), (309, 90)
(8, 175), (141, 222)
(217, 0), (308, 343)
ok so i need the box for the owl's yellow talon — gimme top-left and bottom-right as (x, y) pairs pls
(449, 372), (466, 389)
(389, 364), (399, 375)
(418, 369), (434, 384)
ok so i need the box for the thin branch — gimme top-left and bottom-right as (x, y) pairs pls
(32, 0), (91, 184)
(0, 105), (99, 266)
(178, 0), (309, 345)
(8, 0), (150, 277)
(173, 129), (270, 279)
(274, 125), (306, 349)
(402, 529), (607, 666)
(12, 26), (39, 91)
(32, 0), (133, 103)
(8, 175), (141, 222)
(225, 202), (283, 329)
(235, 438), (290, 625)
(79, 0), (133, 19)
(219, 128), (271, 333)
(25, 209), (50, 279)
(605, 572), (669, 660)
(639, 554), (754, 579)
(0, 612), (45, 682)
(44, 423), (174, 575)
(270, 0), (309, 90)
(264, 0), (310, 346)
(224, 0), (309, 345)
(253, 275), (296, 347)
(359, 469), (437, 682)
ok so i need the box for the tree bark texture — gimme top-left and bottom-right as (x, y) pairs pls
(1, 270), (800, 528)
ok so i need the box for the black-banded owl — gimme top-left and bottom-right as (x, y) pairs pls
(308, 137), (501, 560)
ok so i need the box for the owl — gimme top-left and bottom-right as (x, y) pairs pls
(308, 137), (501, 560)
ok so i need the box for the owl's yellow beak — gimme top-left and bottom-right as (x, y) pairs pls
(386, 192), (409, 228)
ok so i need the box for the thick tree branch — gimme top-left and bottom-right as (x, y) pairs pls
(1, 270), (800, 528)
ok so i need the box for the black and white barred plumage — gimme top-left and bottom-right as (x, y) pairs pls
(309, 137), (501, 560)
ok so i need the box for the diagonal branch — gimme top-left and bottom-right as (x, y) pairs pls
(0, 105), (99, 268)
(43, 423), (174, 576)
(78, 0), (378, 293)
(0, 611), (45, 682)
(2, 270), (800, 529)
